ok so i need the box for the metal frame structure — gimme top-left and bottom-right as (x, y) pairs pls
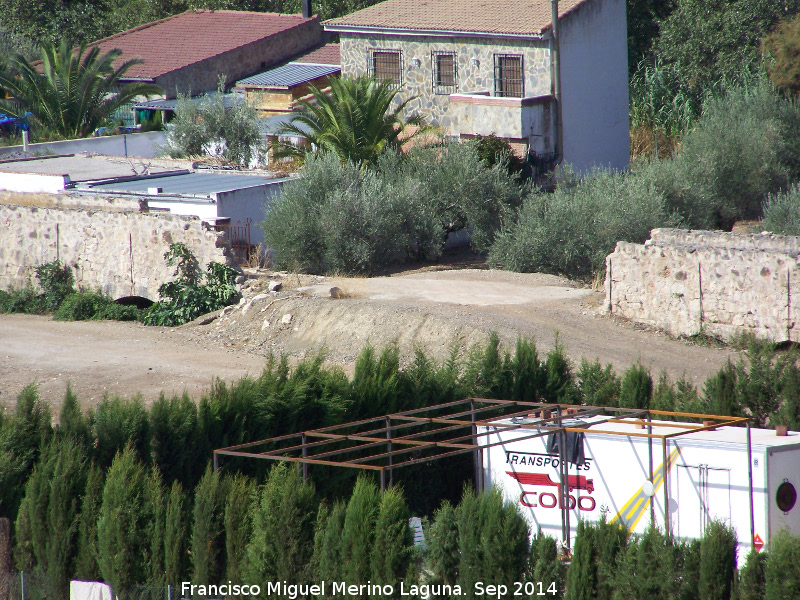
(214, 398), (754, 546)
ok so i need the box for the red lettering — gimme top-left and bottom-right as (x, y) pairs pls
(520, 492), (538, 507)
(578, 496), (597, 511)
(539, 492), (558, 508)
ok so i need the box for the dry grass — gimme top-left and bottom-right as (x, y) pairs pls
(630, 125), (681, 161)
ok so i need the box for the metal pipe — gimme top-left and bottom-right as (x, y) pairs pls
(302, 433), (308, 481)
(380, 469), (386, 492)
(663, 438), (671, 535)
(648, 412), (654, 525)
(550, 0), (563, 162)
(212, 451), (218, 471)
(471, 400), (482, 492)
(386, 417), (393, 486)
(747, 421), (755, 549)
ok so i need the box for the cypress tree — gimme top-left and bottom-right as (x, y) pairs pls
(92, 395), (150, 469)
(480, 489), (530, 589)
(225, 474), (255, 582)
(315, 501), (346, 581)
(164, 481), (190, 588)
(456, 487), (485, 600)
(677, 539), (701, 600)
(619, 363), (653, 409)
(97, 446), (155, 594)
(309, 501), (330, 582)
(57, 382), (91, 450)
(530, 533), (565, 599)
(610, 537), (639, 600)
(370, 486), (412, 598)
(594, 516), (627, 600)
(699, 520), (737, 600)
(341, 476), (381, 597)
(564, 520), (597, 600)
(635, 525), (674, 600)
(426, 501), (460, 591)
(703, 361), (740, 417)
(149, 392), (201, 488)
(245, 463), (317, 586)
(191, 465), (229, 585)
(765, 530), (800, 600)
(75, 465), (104, 581)
(148, 469), (166, 586)
(738, 550), (767, 600)
(14, 437), (88, 598)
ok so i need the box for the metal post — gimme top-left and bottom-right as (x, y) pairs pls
(747, 421), (755, 549)
(556, 406), (567, 547)
(167, 584), (172, 600)
(22, 129), (29, 153)
(662, 437), (671, 535)
(471, 400), (482, 492)
(648, 412), (654, 525)
(561, 421), (571, 549)
(386, 417), (393, 486)
(212, 451), (218, 471)
(380, 469), (386, 492)
(20, 571), (25, 600)
(302, 433), (308, 482)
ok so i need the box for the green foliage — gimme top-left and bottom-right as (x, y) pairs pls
(765, 530), (800, 600)
(97, 447), (158, 594)
(35, 260), (75, 311)
(629, 61), (699, 136)
(564, 520), (597, 600)
(489, 166), (675, 280)
(191, 466), (229, 585)
(164, 79), (263, 166)
(703, 361), (740, 417)
(529, 533), (566, 599)
(164, 481), (191, 587)
(53, 290), (141, 321)
(425, 501), (460, 593)
(74, 464), (104, 581)
(143, 243), (239, 326)
(577, 359), (621, 407)
(313, 501), (347, 582)
(263, 143), (521, 274)
(699, 520), (738, 600)
(763, 13), (800, 96)
(92, 395), (150, 468)
(474, 134), (524, 179)
(370, 486), (413, 597)
(245, 463), (317, 586)
(225, 474), (255, 582)
(341, 476), (381, 591)
(619, 363), (653, 410)
(147, 469), (166, 586)
(272, 74), (427, 167)
(626, 0), (677, 73)
(13, 437), (88, 598)
(762, 185), (800, 236)
(0, 41), (161, 139)
(738, 550), (767, 600)
(149, 393), (201, 487)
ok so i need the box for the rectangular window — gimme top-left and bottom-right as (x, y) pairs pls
(432, 51), (457, 95)
(369, 50), (402, 86)
(494, 54), (524, 98)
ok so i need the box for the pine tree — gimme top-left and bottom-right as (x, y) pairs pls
(13, 437), (88, 598)
(370, 486), (412, 598)
(315, 501), (346, 581)
(765, 530), (800, 600)
(738, 550), (767, 600)
(245, 463), (317, 586)
(619, 363), (653, 409)
(425, 501), (460, 591)
(164, 481), (190, 588)
(341, 476), (381, 597)
(191, 465), (229, 585)
(699, 520), (737, 600)
(530, 533), (565, 599)
(225, 474), (255, 582)
(564, 520), (597, 600)
(75, 465), (104, 581)
(97, 446), (156, 594)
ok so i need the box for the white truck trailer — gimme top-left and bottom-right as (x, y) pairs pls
(480, 414), (800, 558)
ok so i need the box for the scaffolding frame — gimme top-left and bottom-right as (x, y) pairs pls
(214, 399), (754, 547)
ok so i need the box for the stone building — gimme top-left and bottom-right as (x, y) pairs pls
(87, 10), (326, 99)
(325, 0), (629, 171)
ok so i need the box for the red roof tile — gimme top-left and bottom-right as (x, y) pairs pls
(292, 43), (340, 65)
(325, 0), (591, 37)
(87, 10), (318, 80)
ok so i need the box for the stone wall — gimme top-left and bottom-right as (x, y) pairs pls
(339, 33), (551, 130)
(605, 229), (800, 342)
(0, 198), (235, 301)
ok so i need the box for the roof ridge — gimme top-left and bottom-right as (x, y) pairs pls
(86, 10), (189, 47)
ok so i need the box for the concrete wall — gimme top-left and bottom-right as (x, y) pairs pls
(218, 180), (285, 246)
(339, 33), (552, 130)
(605, 229), (800, 343)
(0, 200), (234, 301)
(559, 0), (630, 171)
(156, 19), (324, 98)
(0, 132), (167, 160)
(0, 172), (69, 193)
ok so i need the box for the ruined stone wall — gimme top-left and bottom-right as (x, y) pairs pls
(605, 229), (800, 342)
(0, 200), (234, 301)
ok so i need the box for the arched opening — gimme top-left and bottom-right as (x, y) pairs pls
(114, 295), (155, 309)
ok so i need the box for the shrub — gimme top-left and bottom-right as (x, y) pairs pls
(489, 166), (675, 280)
(699, 520), (737, 600)
(143, 243), (239, 326)
(762, 184), (800, 236)
(53, 290), (140, 321)
(763, 13), (800, 97)
(35, 260), (75, 311)
(619, 363), (653, 410)
(765, 529), (800, 600)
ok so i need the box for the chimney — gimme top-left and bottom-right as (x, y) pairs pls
(302, 0), (311, 18)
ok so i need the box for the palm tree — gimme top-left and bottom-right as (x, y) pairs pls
(0, 40), (162, 139)
(272, 74), (429, 166)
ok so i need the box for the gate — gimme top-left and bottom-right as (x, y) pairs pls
(213, 218), (251, 264)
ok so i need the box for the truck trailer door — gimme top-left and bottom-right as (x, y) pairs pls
(676, 464), (732, 537)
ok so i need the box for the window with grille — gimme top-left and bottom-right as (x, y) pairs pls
(494, 54), (524, 98)
(432, 51), (457, 95)
(369, 50), (402, 86)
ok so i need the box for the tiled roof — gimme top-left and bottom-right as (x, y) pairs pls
(325, 0), (591, 36)
(236, 63), (340, 88)
(292, 43), (341, 65)
(87, 10), (317, 80)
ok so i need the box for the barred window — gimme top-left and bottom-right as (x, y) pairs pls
(432, 51), (457, 95)
(494, 54), (524, 98)
(369, 50), (402, 86)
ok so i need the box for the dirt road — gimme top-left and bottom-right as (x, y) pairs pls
(0, 268), (738, 412)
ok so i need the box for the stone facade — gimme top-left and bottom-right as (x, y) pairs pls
(0, 198), (235, 301)
(605, 229), (800, 343)
(339, 33), (553, 150)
